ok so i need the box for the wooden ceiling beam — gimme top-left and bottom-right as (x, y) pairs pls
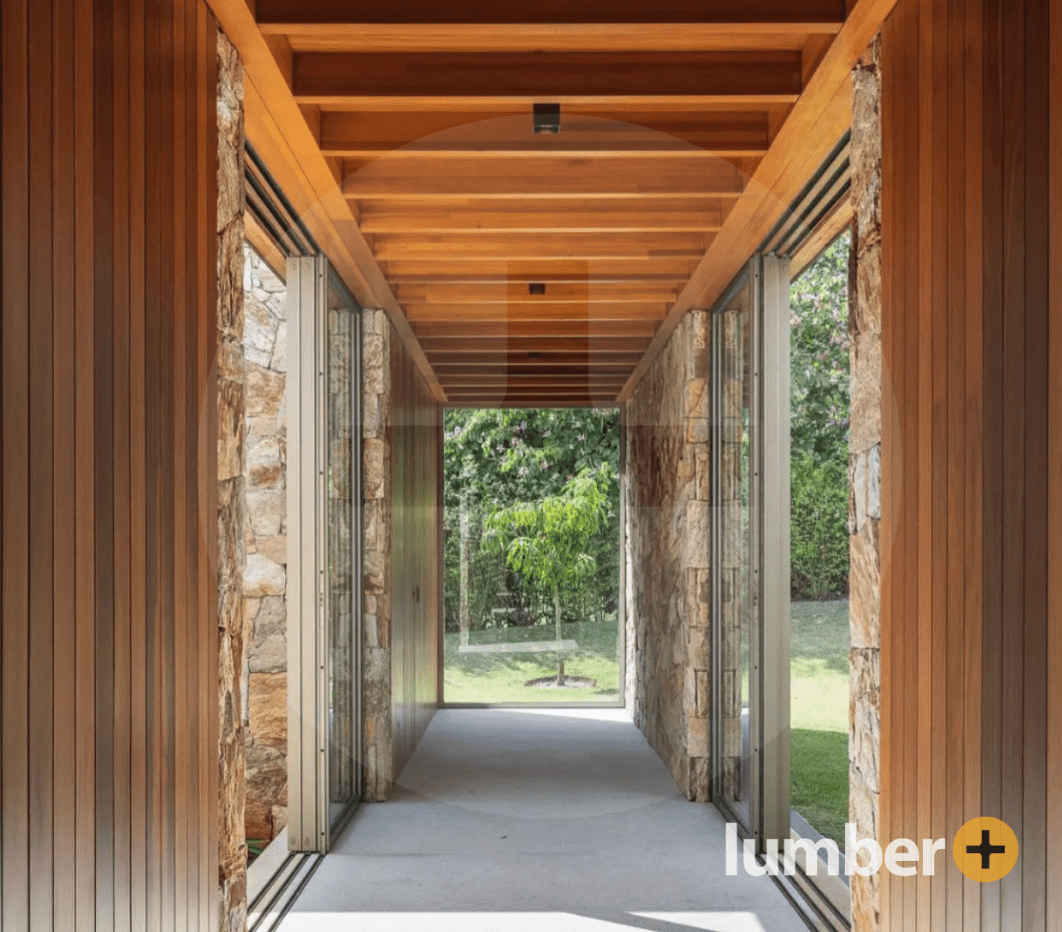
(423, 337), (651, 355)
(412, 320), (658, 338)
(318, 111), (772, 157)
(255, 0), (845, 28)
(438, 374), (630, 388)
(397, 283), (678, 303)
(446, 397), (621, 409)
(359, 201), (725, 234)
(291, 51), (802, 105)
(342, 156), (749, 199)
(201, 0), (447, 402)
(373, 232), (710, 261)
(382, 258), (698, 281)
(281, 29), (828, 55)
(428, 352), (642, 367)
(619, 0), (898, 400)
(404, 303), (669, 322)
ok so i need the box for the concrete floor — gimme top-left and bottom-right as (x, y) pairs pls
(278, 708), (806, 932)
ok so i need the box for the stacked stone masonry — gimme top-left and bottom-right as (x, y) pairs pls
(362, 309), (394, 801)
(216, 28), (248, 932)
(848, 36), (883, 932)
(241, 243), (289, 844)
(625, 312), (712, 801)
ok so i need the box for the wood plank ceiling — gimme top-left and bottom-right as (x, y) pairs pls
(213, 0), (897, 407)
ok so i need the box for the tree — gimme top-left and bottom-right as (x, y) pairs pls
(789, 231), (851, 599)
(443, 407), (620, 634)
(483, 466), (610, 685)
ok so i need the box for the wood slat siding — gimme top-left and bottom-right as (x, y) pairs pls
(878, 1), (1059, 929)
(389, 332), (442, 777)
(0, 2), (222, 930)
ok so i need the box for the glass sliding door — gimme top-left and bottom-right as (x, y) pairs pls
(712, 248), (850, 929)
(287, 256), (361, 853)
(711, 254), (790, 846)
(712, 267), (758, 832)
(324, 272), (360, 838)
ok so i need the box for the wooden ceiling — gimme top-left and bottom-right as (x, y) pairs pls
(211, 0), (898, 407)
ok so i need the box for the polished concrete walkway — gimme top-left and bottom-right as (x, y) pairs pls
(278, 708), (805, 932)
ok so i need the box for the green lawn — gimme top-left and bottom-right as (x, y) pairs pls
(443, 617), (621, 704)
(443, 600), (850, 846)
(789, 598), (850, 846)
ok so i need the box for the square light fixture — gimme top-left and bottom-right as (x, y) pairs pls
(533, 103), (560, 134)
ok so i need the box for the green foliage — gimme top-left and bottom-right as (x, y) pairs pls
(443, 407), (620, 635)
(790, 453), (850, 600)
(483, 465), (610, 594)
(790, 232), (851, 599)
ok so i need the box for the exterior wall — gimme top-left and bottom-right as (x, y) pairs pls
(848, 36), (883, 932)
(361, 309), (441, 800)
(875, 1), (1062, 929)
(241, 244), (289, 843)
(216, 28), (248, 932)
(362, 309), (394, 800)
(625, 311), (711, 801)
(0, 2), (235, 929)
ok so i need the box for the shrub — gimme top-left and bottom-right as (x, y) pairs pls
(791, 451), (849, 600)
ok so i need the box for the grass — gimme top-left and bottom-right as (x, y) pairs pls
(789, 598), (850, 846)
(443, 598), (849, 846)
(443, 616), (621, 704)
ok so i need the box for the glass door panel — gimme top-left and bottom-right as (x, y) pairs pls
(325, 272), (359, 836)
(287, 257), (360, 854)
(713, 270), (757, 832)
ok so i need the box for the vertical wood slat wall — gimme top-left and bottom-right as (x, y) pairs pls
(1, 1), (221, 930)
(389, 335), (441, 777)
(879, 0), (1061, 930)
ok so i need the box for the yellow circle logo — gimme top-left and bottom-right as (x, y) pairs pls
(952, 817), (1019, 882)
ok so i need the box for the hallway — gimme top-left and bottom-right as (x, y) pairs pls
(277, 709), (805, 932)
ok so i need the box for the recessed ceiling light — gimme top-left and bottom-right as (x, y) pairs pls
(528, 282), (546, 295)
(533, 103), (560, 134)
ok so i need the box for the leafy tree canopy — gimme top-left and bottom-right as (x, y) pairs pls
(790, 231), (851, 463)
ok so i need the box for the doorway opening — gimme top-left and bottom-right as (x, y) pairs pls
(441, 407), (623, 706)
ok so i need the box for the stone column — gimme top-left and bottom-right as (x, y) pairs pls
(216, 27), (248, 932)
(625, 311), (711, 801)
(242, 244), (290, 845)
(848, 36), (883, 932)
(362, 309), (393, 801)
(718, 308), (745, 802)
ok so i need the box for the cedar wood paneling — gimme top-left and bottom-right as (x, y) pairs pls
(1, 0), (221, 929)
(879, 0), (1060, 929)
(389, 330), (441, 780)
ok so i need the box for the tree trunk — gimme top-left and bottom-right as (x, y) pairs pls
(553, 583), (565, 686)
(459, 500), (470, 647)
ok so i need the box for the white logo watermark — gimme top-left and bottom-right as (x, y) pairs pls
(726, 822), (946, 878)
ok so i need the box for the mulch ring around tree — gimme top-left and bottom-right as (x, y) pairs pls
(524, 676), (597, 688)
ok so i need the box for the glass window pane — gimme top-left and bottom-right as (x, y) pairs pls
(788, 233), (852, 866)
(326, 287), (357, 830)
(442, 408), (622, 705)
(718, 277), (754, 828)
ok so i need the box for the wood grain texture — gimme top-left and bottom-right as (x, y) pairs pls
(256, 0), (846, 28)
(878, 0), (1059, 928)
(0, 2), (222, 929)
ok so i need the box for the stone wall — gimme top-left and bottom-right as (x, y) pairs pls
(242, 244), (289, 843)
(848, 36), (883, 932)
(216, 28), (248, 932)
(625, 312), (711, 801)
(362, 309), (393, 801)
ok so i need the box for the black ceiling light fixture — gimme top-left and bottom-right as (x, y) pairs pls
(528, 282), (546, 295)
(533, 102), (560, 134)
